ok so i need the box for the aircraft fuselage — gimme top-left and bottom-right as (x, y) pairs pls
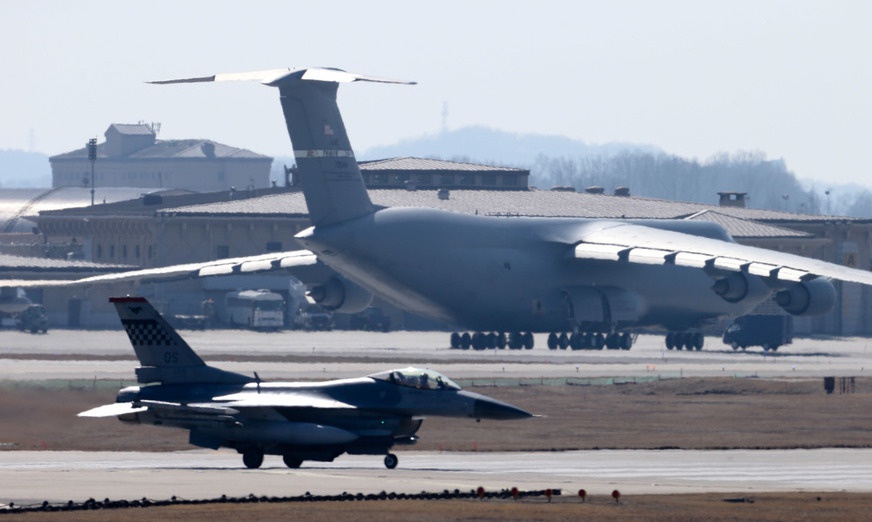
(296, 207), (770, 332)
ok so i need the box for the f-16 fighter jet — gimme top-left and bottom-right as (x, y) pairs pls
(79, 296), (530, 469)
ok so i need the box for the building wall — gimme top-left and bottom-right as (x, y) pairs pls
(51, 157), (272, 192)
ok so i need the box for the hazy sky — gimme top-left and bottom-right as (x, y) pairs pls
(3, 1), (871, 187)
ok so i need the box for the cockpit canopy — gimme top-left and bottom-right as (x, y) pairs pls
(369, 367), (461, 391)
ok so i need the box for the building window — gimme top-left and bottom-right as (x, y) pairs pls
(440, 174), (455, 185)
(216, 245), (230, 259)
(135, 245), (141, 258)
(109, 245), (115, 258)
(482, 173), (496, 186)
(266, 241), (283, 252)
(122, 245), (128, 258)
(460, 173), (475, 186)
(502, 174), (518, 186)
(96, 244), (102, 259)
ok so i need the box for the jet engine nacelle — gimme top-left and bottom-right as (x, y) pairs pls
(774, 277), (836, 316)
(308, 276), (373, 313)
(712, 273), (749, 302)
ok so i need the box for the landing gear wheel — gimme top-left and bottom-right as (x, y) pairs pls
(242, 450), (264, 469)
(282, 454), (303, 468)
(384, 453), (398, 469)
(547, 332), (558, 349)
(620, 332), (632, 350)
(569, 332), (582, 350)
(450, 332), (460, 349)
(523, 332), (534, 349)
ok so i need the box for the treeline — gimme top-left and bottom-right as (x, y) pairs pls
(530, 150), (824, 215)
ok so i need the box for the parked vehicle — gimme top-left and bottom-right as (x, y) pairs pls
(722, 314), (793, 351)
(224, 290), (285, 330)
(17, 304), (48, 334)
(350, 307), (391, 332)
(295, 303), (334, 331)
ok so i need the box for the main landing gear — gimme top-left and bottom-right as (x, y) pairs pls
(546, 331), (633, 350)
(450, 331), (534, 350)
(384, 453), (399, 469)
(665, 331), (704, 351)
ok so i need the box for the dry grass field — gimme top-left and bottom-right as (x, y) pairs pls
(2, 376), (871, 453)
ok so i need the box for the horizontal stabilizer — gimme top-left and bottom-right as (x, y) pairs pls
(139, 400), (240, 416)
(149, 67), (416, 87)
(78, 402), (146, 418)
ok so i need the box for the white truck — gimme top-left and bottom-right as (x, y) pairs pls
(224, 289), (285, 330)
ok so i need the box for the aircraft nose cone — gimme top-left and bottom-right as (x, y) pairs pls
(473, 396), (532, 420)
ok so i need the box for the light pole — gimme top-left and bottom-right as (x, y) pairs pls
(87, 138), (97, 206)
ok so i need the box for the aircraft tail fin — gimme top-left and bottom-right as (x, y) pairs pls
(110, 296), (251, 385)
(149, 68), (415, 227)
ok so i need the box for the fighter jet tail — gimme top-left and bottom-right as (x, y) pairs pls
(110, 296), (252, 385)
(150, 67), (415, 227)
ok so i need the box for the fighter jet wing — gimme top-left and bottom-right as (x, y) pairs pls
(573, 221), (872, 286)
(0, 249), (327, 288)
(213, 391), (356, 410)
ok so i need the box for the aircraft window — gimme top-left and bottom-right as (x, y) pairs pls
(369, 367), (460, 391)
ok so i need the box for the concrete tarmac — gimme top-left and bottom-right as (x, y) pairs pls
(4, 448), (872, 506)
(2, 329), (871, 382)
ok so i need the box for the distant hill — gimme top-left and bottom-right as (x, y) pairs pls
(358, 125), (660, 167)
(270, 125), (658, 182)
(0, 150), (51, 188)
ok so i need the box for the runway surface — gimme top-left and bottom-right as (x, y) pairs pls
(2, 329), (872, 381)
(3, 328), (872, 504)
(4, 448), (872, 506)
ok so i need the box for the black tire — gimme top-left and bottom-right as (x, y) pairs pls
(523, 332), (534, 349)
(547, 332), (558, 350)
(384, 453), (398, 469)
(450, 332), (460, 349)
(283, 454), (303, 469)
(242, 450), (264, 469)
(620, 332), (632, 350)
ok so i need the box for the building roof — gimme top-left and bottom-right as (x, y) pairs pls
(0, 187), (179, 233)
(49, 139), (270, 161)
(0, 252), (134, 273)
(35, 187), (289, 218)
(684, 210), (812, 239)
(156, 188), (850, 239)
(359, 157), (528, 173)
(108, 123), (155, 136)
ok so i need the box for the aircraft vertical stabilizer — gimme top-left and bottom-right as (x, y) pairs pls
(149, 67), (414, 227)
(110, 296), (250, 385)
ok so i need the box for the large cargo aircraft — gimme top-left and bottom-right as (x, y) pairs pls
(15, 68), (872, 349)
